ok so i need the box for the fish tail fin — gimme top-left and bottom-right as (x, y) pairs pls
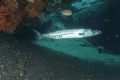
(32, 29), (43, 40)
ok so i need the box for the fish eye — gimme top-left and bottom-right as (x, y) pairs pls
(92, 31), (96, 34)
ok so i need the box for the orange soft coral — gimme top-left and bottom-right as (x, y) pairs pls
(25, 0), (46, 17)
(0, 0), (46, 33)
(0, 0), (18, 33)
(0, 0), (26, 33)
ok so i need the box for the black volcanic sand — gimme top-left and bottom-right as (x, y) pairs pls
(0, 34), (120, 80)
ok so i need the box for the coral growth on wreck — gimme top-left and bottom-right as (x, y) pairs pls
(26, 0), (35, 3)
(25, 0), (46, 17)
(0, 0), (45, 33)
(0, 0), (20, 33)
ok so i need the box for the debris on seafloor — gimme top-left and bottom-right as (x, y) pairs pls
(19, 69), (26, 77)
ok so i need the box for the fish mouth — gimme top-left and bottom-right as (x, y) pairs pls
(84, 29), (102, 37)
(92, 30), (102, 35)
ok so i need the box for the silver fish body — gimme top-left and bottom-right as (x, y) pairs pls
(33, 29), (102, 40)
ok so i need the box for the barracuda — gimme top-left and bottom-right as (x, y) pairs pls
(33, 29), (102, 40)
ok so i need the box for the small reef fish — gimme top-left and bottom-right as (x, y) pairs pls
(61, 10), (72, 16)
(33, 29), (102, 40)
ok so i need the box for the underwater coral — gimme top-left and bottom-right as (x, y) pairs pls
(0, 0), (45, 33)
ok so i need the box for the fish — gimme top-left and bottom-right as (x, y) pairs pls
(32, 29), (102, 40)
(60, 9), (72, 16)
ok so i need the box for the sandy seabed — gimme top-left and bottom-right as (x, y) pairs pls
(0, 34), (120, 80)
